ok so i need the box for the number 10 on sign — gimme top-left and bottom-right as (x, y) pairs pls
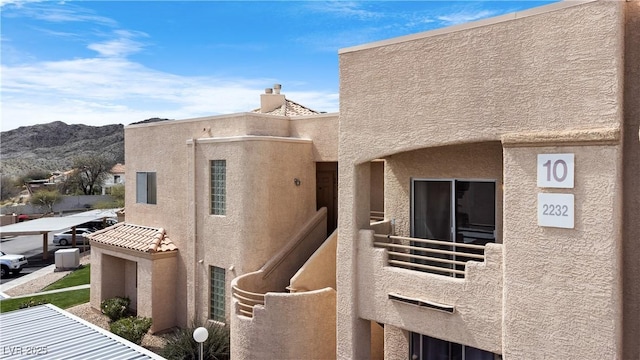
(537, 154), (574, 188)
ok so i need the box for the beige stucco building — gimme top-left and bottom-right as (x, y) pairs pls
(89, 1), (639, 359)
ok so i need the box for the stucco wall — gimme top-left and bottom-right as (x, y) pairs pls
(289, 113), (339, 161)
(190, 137), (317, 324)
(358, 230), (503, 353)
(289, 228), (337, 292)
(231, 288), (336, 360)
(125, 111), (334, 327)
(337, 1), (626, 358)
(384, 142), (503, 242)
(150, 255), (178, 332)
(90, 244), (178, 333)
(339, 1), (623, 165)
(502, 143), (621, 358)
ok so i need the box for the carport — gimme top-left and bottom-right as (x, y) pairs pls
(0, 209), (119, 260)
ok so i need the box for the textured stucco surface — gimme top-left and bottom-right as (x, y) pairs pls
(358, 230), (504, 353)
(124, 110), (337, 328)
(289, 114), (339, 161)
(337, 1), (628, 358)
(231, 288), (336, 360)
(384, 143), (503, 242)
(339, 1), (623, 166)
(502, 145), (621, 358)
(90, 244), (177, 333)
(289, 229), (337, 292)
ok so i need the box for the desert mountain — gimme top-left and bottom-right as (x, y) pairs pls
(1, 121), (125, 177)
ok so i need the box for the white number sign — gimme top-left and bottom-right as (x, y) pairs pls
(537, 193), (574, 229)
(537, 154), (574, 188)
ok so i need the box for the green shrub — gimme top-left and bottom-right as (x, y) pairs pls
(100, 296), (130, 322)
(110, 316), (152, 345)
(18, 298), (49, 309)
(161, 322), (230, 360)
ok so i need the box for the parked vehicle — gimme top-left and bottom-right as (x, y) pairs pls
(0, 251), (28, 278)
(79, 218), (117, 230)
(53, 228), (95, 246)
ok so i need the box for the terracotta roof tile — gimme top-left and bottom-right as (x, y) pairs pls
(251, 99), (320, 116)
(110, 163), (126, 174)
(87, 222), (177, 253)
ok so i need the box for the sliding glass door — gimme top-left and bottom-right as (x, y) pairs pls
(410, 333), (497, 360)
(411, 179), (496, 276)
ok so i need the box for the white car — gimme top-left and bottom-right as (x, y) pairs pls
(53, 228), (95, 246)
(0, 251), (28, 278)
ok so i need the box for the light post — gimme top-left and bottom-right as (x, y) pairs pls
(193, 327), (209, 360)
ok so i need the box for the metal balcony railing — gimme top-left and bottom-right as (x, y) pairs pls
(372, 234), (487, 278)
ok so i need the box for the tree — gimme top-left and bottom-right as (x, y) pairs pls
(29, 189), (62, 214)
(66, 155), (116, 195)
(1, 175), (21, 201)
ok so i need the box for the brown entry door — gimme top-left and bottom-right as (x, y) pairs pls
(316, 162), (338, 235)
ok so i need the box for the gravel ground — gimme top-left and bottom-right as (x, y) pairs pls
(3, 252), (170, 356)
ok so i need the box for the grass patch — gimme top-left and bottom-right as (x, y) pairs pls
(42, 264), (90, 291)
(0, 289), (89, 313)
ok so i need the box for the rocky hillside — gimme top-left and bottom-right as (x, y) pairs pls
(1, 121), (125, 177)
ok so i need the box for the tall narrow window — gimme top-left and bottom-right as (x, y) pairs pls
(210, 160), (226, 215)
(210, 266), (226, 322)
(136, 172), (156, 204)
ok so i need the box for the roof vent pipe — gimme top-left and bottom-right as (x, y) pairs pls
(265, 88), (273, 94)
(273, 84), (281, 94)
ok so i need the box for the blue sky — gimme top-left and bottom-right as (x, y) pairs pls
(1, 0), (556, 131)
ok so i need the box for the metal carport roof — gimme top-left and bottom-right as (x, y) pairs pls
(0, 209), (120, 235)
(0, 209), (120, 259)
(0, 304), (164, 359)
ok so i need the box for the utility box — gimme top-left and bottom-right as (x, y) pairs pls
(55, 248), (80, 270)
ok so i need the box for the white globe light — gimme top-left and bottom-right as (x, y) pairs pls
(193, 327), (209, 343)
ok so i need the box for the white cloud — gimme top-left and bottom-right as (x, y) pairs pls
(8, 2), (117, 26)
(305, 1), (383, 20)
(87, 30), (149, 58)
(436, 9), (498, 26)
(0, 56), (339, 131)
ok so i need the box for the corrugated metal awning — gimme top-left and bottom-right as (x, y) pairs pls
(0, 304), (164, 359)
(0, 209), (119, 235)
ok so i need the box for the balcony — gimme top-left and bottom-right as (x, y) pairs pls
(372, 234), (486, 279)
(356, 221), (504, 354)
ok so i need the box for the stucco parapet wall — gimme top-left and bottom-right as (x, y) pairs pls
(501, 127), (621, 147)
(126, 112), (285, 129)
(186, 135), (313, 145)
(339, 0), (597, 54)
(356, 229), (503, 353)
(126, 112), (338, 129)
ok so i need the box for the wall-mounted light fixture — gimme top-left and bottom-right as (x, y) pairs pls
(294, 178), (301, 186)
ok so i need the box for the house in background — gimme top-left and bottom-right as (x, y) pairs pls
(102, 163), (125, 195)
(89, 1), (639, 359)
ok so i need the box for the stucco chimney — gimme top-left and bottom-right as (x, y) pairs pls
(260, 84), (285, 113)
